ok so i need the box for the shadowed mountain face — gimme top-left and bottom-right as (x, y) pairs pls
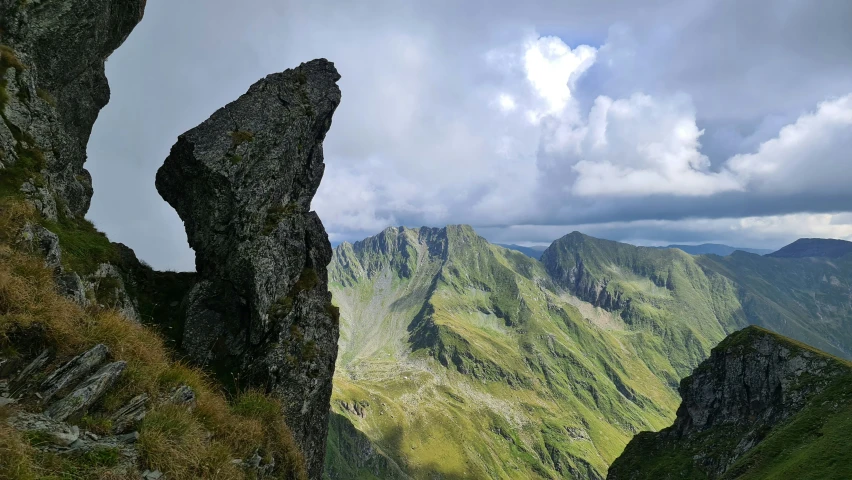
(767, 238), (852, 259)
(326, 226), (852, 479)
(608, 326), (852, 480)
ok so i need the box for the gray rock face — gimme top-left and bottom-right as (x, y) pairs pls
(0, 0), (146, 216)
(87, 263), (141, 322)
(57, 271), (88, 306)
(168, 384), (196, 408)
(45, 360), (126, 421)
(9, 411), (81, 446)
(155, 59), (341, 479)
(661, 328), (841, 475)
(40, 343), (109, 402)
(111, 393), (148, 434)
(608, 326), (847, 479)
(18, 223), (61, 272)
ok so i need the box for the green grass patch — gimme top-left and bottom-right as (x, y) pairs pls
(229, 130), (254, 148)
(42, 215), (118, 275)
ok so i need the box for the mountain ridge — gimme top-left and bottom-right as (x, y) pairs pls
(327, 224), (852, 479)
(654, 244), (773, 256)
(326, 225), (684, 479)
(767, 237), (852, 259)
(608, 326), (852, 479)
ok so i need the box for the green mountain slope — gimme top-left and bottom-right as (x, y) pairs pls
(326, 228), (852, 479)
(325, 226), (684, 479)
(608, 326), (852, 480)
(541, 232), (745, 377)
(541, 232), (852, 361)
(696, 251), (852, 358)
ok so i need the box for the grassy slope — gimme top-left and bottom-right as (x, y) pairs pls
(328, 228), (852, 479)
(542, 233), (743, 365)
(543, 232), (852, 363)
(326, 226), (682, 479)
(609, 327), (852, 480)
(696, 251), (852, 359)
(0, 199), (307, 479)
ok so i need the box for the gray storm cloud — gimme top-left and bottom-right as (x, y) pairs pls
(87, 0), (852, 270)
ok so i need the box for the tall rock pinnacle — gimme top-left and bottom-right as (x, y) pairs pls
(156, 59), (342, 479)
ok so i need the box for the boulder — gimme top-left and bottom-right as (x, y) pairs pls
(18, 223), (62, 272)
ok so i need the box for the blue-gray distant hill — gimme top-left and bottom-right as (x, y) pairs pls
(654, 243), (773, 256)
(767, 238), (852, 259)
(496, 244), (548, 260)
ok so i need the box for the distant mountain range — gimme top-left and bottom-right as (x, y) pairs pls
(503, 241), (773, 258)
(353, 236), (852, 260)
(653, 243), (774, 256)
(767, 237), (852, 259)
(325, 226), (852, 479)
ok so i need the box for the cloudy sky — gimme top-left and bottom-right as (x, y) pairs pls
(87, 0), (852, 271)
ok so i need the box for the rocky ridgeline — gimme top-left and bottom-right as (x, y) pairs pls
(608, 326), (849, 479)
(541, 233), (631, 311)
(156, 59), (342, 479)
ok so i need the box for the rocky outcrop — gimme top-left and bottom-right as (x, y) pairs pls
(608, 326), (850, 479)
(17, 222), (141, 319)
(156, 59), (341, 479)
(0, 0), (146, 217)
(2, 346), (141, 476)
(45, 360), (127, 421)
(1, 0), (143, 322)
(540, 234), (631, 311)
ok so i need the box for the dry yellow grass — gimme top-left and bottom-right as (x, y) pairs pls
(0, 199), (307, 479)
(0, 410), (38, 480)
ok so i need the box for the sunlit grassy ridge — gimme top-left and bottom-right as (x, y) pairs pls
(325, 226), (685, 479)
(326, 226), (852, 479)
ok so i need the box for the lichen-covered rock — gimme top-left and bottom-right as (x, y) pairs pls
(111, 393), (148, 434)
(9, 411), (80, 447)
(18, 223), (61, 272)
(0, 0), (146, 216)
(40, 343), (109, 402)
(9, 349), (50, 397)
(167, 384), (196, 408)
(156, 59), (341, 479)
(45, 360), (126, 421)
(57, 271), (88, 306)
(86, 263), (140, 322)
